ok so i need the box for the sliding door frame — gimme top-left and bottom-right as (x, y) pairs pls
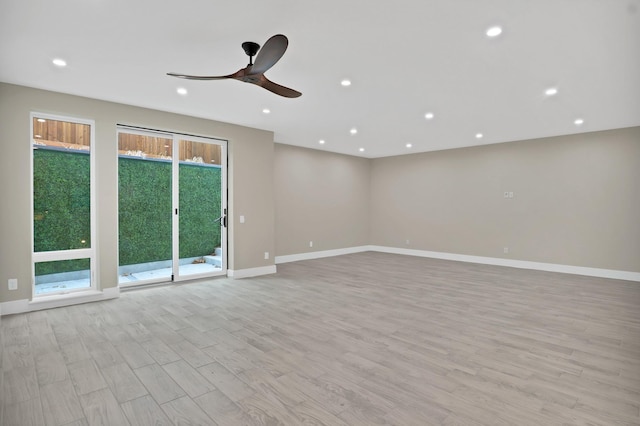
(172, 134), (228, 282)
(117, 125), (228, 287)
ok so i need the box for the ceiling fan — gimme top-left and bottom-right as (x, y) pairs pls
(167, 34), (301, 98)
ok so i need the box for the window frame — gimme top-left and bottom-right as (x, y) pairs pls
(30, 112), (97, 297)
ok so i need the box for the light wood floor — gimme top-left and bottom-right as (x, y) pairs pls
(1, 252), (639, 425)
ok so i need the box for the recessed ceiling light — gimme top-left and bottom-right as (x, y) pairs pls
(350, 128), (358, 135)
(406, 143), (412, 148)
(176, 87), (188, 95)
(37, 118), (46, 123)
(52, 58), (67, 67)
(486, 26), (503, 37)
(424, 112), (434, 120)
(545, 87), (558, 96)
(341, 79), (351, 87)
(476, 133), (483, 139)
(574, 118), (584, 126)
(319, 139), (325, 145)
(359, 147), (365, 152)
(262, 108), (271, 114)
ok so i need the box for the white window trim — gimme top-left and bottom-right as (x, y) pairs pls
(30, 112), (97, 298)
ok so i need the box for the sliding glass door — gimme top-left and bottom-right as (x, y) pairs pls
(118, 130), (173, 283)
(175, 138), (226, 281)
(117, 128), (226, 286)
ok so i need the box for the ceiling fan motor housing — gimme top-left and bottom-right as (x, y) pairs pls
(242, 42), (260, 59)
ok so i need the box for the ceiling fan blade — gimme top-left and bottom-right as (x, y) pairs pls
(166, 69), (242, 80)
(249, 34), (288, 75)
(256, 75), (301, 98)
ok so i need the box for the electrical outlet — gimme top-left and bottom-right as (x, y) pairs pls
(406, 239), (410, 245)
(504, 191), (509, 198)
(264, 251), (269, 260)
(8, 278), (18, 290)
(508, 192), (514, 198)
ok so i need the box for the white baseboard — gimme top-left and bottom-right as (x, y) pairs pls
(0, 299), (30, 316)
(275, 246), (370, 264)
(369, 245), (640, 282)
(0, 287), (120, 316)
(273, 245), (639, 282)
(228, 265), (277, 279)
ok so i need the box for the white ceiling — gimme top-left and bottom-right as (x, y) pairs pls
(1, 0), (639, 158)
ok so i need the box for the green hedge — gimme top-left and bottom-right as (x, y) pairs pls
(118, 158), (222, 266)
(33, 149), (91, 276)
(33, 150), (222, 275)
(33, 149), (91, 251)
(118, 158), (173, 265)
(178, 162), (222, 260)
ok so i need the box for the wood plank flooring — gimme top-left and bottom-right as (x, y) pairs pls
(1, 252), (639, 425)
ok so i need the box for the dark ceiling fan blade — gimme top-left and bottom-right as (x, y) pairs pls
(248, 34), (288, 75)
(256, 75), (301, 98)
(166, 69), (243, 80)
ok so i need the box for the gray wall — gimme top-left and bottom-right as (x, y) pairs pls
(274, 143), (370, 256)
(370, 127), (640, 272)
(0, 83), (275, 304)
(1, 82), (638, 308)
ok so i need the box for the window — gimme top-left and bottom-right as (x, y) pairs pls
(31, 114), (95, 296)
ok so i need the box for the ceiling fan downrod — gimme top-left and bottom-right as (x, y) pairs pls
(241, 41), (260, 66)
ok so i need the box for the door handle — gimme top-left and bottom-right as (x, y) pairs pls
(214, 215), (227, 228)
